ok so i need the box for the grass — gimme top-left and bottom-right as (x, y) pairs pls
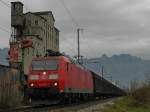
(103, 86), (150, 112)
(103, 97), (150, 112)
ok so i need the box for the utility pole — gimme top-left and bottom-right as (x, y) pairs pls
(77, 28), (83, 64)
(102, 65), (104, 77)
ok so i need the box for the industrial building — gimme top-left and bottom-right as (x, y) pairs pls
(10, 1), (59, 74)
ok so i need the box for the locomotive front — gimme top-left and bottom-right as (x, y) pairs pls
(27, 57), (62, 100)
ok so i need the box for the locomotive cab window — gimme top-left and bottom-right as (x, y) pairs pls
(32, 60), (58, 70)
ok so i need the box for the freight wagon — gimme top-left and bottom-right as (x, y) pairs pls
(91, 71), (124, 97)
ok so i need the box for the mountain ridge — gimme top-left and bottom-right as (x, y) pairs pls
(83, 54), (150, 87)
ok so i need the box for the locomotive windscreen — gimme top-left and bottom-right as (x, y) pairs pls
(32, 60), (58, 70)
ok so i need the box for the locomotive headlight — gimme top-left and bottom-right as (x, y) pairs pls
(30, 83), (34, 87)
(49, 74), (58, 79)
(54, 82), (58, 86)
(29, 75), (39, 80)
(43, 72), (46, 75)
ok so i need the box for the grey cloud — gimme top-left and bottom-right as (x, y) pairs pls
(1, 0), (150, 59)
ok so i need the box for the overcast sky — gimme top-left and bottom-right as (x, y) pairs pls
(1, 0), (150, 59)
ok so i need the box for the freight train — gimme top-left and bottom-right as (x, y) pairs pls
(27, 50), (124, 103)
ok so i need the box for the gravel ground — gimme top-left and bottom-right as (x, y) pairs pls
(4, 98), (116, 112)
(48, 98), (115, 112)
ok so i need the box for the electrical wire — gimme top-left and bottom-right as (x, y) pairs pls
(80, 30), (99, 59)
(57, 0), (93, 61)
(0, 0), (10, 34)
(57, 0), (99, 59)
(0, 26), (10, 33)
(0, 0), (10, 8)
(57, 0), (79, 28)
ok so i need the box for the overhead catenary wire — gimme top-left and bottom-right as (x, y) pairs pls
(0, 0), (10, 8)
(0, 0), (10, 34)
(80, 30), (99, 59)
(61, 41), (77, 57)
(57, 0), (99, 60)
(0, 0), (30, 11)
(24, 6), (30, 12)
(57, 0), (79, 28)
(0, 0), (30, 12)
(57, 0), (88, 63)
(0, 26), (10, 34)
(23, 1), (30, 12)
(57, 0), (82, 56)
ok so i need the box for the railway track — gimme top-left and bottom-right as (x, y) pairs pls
(0, 97), (117, 112)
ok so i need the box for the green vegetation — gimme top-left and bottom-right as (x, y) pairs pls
(103, 73), (150, 112)
(103, 88), (150, 112)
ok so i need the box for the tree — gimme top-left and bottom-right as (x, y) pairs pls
(130, 79), (139, 92)
(145, 74), (150, 87)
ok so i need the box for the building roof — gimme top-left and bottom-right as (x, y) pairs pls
(24, 12), (59, 33)
(33, 11), (52, 15)
(24, 11), (55, 22)
(33, 11), (55, 21)
(24, 12), (47, 21)
(54, 27), (60, 32)
(11, 1), (24, 6)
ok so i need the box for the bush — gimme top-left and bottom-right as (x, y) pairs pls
(131, 87), (150, 104)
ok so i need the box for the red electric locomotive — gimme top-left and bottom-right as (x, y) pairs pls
(27, 52), (93, 103)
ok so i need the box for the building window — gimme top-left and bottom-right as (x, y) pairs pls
(35, 20), (38, 25)
(28, 20), (31, 26)
(13, 4), (16, 9)
(28, 48), (30, 55)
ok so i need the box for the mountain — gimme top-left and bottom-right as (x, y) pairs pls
(0, 48), (9, 66)
(83, 54), (150, 87)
